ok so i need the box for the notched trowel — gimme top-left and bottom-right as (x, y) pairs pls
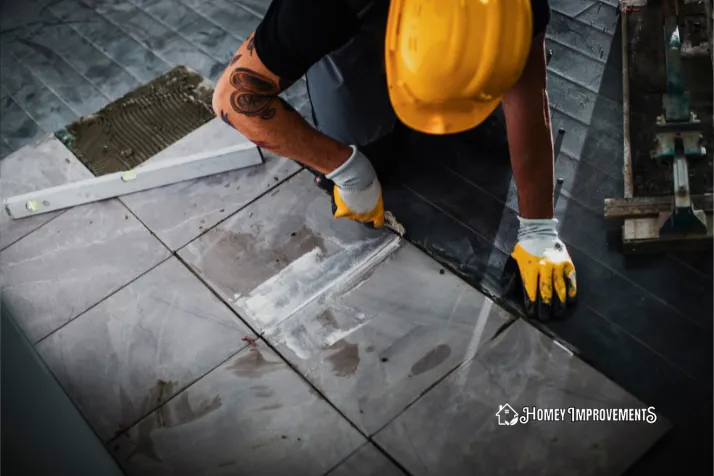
(314, 174), (406, 237)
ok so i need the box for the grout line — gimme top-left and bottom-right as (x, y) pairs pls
(367, 317), (520, 439)
(226, 0), (265, 21)
(545, 32), (609, 65)
(0, 93), (48, 140)
(43, 2), (173, 82)
(666, 254), (713, 281)
(435, 165), (711, 331)
(0, 135), (16, 153)
(1, 193), (72, 253)
(550, 8), (617, 39)
(7, 49), (86, 120)
(29, 0), (147, 85)
(175, 0), (251, 43)
(173, 165), (304, 253)
(12, 34), (114, 104)
(121, 0), (230, 66)
(396, 182), (709, 380)
(557, 146), (623, 185)
(547, 59), (604, 95)
(33, 253), (173, 346)
(89, 4), (194, 76)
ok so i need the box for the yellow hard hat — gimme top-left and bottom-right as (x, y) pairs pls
(385, 0), (533, 135)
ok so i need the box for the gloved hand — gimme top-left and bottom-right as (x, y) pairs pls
(326, 145), (385, 228)
(509, 217), (577, 320)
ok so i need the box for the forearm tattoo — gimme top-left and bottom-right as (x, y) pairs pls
(228, 67), (297, 121)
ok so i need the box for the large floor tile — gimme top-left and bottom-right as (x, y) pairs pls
(46, 0), (171, 83)
(36, 257), (254, 442)
(6, 37), (109, 116)
(0, 50), (79, 133)
(120, 118), (300, 250)
(0, 199), (170, 343)
(94, 2), (224, 80)
(26, 8), (141, 100)
(375, 319), (671, 476)
(0, 134), (94, 251)
(265, 243), (514, 435)
(111, 341), (365, 476)
(0, 95), (45, 150)
(327, 444), (406, 476)
(179, 170), (400, 333)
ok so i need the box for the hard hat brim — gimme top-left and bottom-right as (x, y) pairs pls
(389, 86), (503, 136)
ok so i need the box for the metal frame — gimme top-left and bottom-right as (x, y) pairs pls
(606, 3), (713, 252)
(4, 143), (262, 219)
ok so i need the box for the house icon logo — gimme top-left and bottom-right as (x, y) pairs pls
(496, 404), (520, 425)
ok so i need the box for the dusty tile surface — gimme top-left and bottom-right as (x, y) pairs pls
(327, 444), (407, 476)
(266, 243), (514, 435)
(36, 257), (254, 442)
(120, 118), (301, 250)
(111, 341), (365, 476)
(0, 134), (94, 251)
(375, 319), (671, 476)
(0, 198), (170, 343)
(179, 170), (399, 333)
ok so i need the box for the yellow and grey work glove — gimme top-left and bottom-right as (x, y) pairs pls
(325, 145), (385, 228)
(510, 217), (577, 321)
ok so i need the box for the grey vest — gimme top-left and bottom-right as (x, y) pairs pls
(305, 0), (396, 147)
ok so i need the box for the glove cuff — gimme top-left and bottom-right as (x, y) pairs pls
(326, 145), (377, 192)
(517, 217), (559, 240)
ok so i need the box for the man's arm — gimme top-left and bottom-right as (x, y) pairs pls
(212, 33), (352, 174)
(501, 32), (554, 219)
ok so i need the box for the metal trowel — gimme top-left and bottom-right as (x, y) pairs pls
(314, 174), (406, 237)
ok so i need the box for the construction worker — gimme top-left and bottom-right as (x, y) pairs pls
(212, 0), (576, 321)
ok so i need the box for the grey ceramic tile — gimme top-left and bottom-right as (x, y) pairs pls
(0, 198), (171, 343)
(547, 40), (605, 93)
(547, 10), (614, 63)
(232, 0), (270, 17)
(6, 38), (109, 116)
(265, 243), (514, 435)
(188, 0), (262, 41)
(0, 45), (24, 97)
(120, 119), (301, 250)
(37, 257), (254, 442)
(0, 1), (46, 40)
(111, 341), (366, 476)
(549, 108), (622, 180)
(94, 2), (224, 80)
(547, 73), (620, 132)
(375, 319), (671, 476)
(550, 0), (598, 18)
(179, 170), (400, 333)
(0, 96), (46, 150)
(0, 134), (93, 251)
(0, 51), (79, 133)
(133, 0), (197, 31)
(137, 0), (241, 64)
(47, 0), (171, 83)
(0, 138), (13, 159)
(573, 1), (619, 34)
(177, 17), (238, 65)
(327, 444), (407, 476)
(26, 9), (140, 100)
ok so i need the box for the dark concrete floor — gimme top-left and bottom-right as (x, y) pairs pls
(1, 0), (712, 473)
